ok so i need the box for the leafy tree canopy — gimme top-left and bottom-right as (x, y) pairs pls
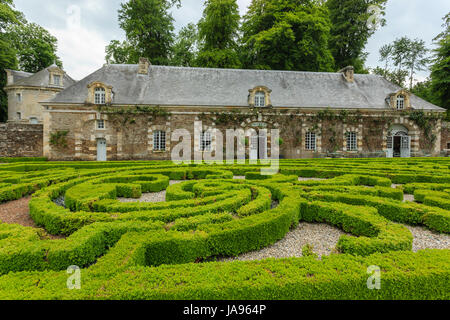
(115, 0), (180, 66)
(326, 0), (387, 72)
(240, 0), (335, 72)
(196, 0), (241, 69)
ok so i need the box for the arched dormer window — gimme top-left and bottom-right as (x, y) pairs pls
(396, 95), (405, 110)
(389, 90), (411, 111)
(248, 86), (272, 108)
(255, 91), (266, 107)
(95, 87), (106, 105)
(87, 82), (113, 105)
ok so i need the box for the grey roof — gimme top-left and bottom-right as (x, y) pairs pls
(7, 65), (76, 89)
(47, 64), (444, 111)
(5, 69), (34, 84)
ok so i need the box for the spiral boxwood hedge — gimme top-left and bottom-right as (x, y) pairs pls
(0, 158), (448, 299)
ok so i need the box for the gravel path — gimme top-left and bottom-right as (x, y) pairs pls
(0, 197), (35, 227)
(220, 222), (348, 261)
(407, 226), (450, 252)
(119, 180), (183, 203)
(298, 177), (327, 181)
(0, 197), (64, 239)
(233, 176), (246, 180)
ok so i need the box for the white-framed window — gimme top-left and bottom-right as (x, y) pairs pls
(396, 95), (405, 110)
(200, 131), (212, 152)
(346, 132), (357, 151)
(305, 131), (316, 151)
(16, 93), (22, 102)
(255, 91), (266, 107)
(16, 112), (21, 120)
(153, 130), (166, 151)
(94, 87), (106, 104)
(29, 117), (39, 124)
(53, 75), (61, 86)
(97, 119), (105, 129)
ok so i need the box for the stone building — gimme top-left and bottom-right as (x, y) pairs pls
(4, 64), (75, 124)
(8, 58), (447, 161)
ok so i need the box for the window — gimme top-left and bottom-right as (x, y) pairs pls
(53, 75), (61, 86)
(16, 93), (22, 102)
(30, 117), (38, 124)
(153, 131), (166, 151)
(200, 131), (212, 152)
(447, 142), (450, 150)
(305, 132), (316, 151)
(396, 95), (405, 110)
(346, 132), (357, 151)
(97, 120), (105, 129)
(255, 91), (266, 107)
(16, 112), (21, 120)
(94, 87), (106, 104)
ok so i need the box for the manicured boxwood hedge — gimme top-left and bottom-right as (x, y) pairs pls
(0, 158), (448, 300)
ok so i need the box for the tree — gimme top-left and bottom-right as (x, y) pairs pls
(0, 0), (21, 122)
(429, 13), (450, 109)
(115, 0), (180, 66)
(411, 79), (434, 104)
(326, 0), (387, 72)
(240, 0), (335, 72)
(403, 39), (430, 90)
(196, 0), (241, 69)
(170, 23), (199, 67)
(7, 22), (62, 73)
(377, 36), (431, 89)
(371, 66), (408, 88)
(105, 40), (139, 64)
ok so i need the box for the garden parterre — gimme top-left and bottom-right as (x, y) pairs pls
(0, 158), (449, 300)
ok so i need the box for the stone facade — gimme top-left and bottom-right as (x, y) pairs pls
(42, 105), (446, 161)
(0, 123), (43, 157)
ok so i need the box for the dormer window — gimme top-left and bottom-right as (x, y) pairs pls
(255, 91), (266, 107)
(248, 86), (272, 108)
(88, 82), (113, 105)
(95, 87), (106, 105)
(53, 75), (61, 86)
(396, 95), (405, 110)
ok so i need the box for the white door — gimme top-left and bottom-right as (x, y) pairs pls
(97, 139), (107, 161)
(386, 136), (393, 158)
(400, 136), (411, 158)
(250, 135), (258, 160)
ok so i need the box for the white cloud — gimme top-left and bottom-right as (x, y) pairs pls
(48, 18), (107, 80)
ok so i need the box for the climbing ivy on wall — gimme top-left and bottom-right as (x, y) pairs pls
(49, 130), (69, 149)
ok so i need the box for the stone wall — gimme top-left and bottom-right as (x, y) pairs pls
(0, 123), (43, 157)
(44, 106), (445, 161)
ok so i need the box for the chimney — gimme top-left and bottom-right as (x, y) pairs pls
(5, 70), (14, 85)
(339, 66), (354, 83)
(138, 57), (150, 75)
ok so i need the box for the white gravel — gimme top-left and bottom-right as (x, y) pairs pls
(233, 176), (246, 180)
(298, 177), (327, 181)
(407, 225), (450, 252)
(118, 180), (182, 203)
(220, 222), (348, 261)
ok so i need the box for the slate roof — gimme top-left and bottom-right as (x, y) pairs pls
(46, 64), (444, 111)
(6, 64), (76, 89)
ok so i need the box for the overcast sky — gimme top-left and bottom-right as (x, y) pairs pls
(13, 0), (450, 81)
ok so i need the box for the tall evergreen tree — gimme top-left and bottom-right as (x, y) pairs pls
(0, 0), (20, 122)
(112, 0), (181, 65)
(196, 0), (241, 69)
(170, 23), (199, 67)
(240, 0), (334, 72)
(326, 0), (387, 72)
(430, 13), (450, 109)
